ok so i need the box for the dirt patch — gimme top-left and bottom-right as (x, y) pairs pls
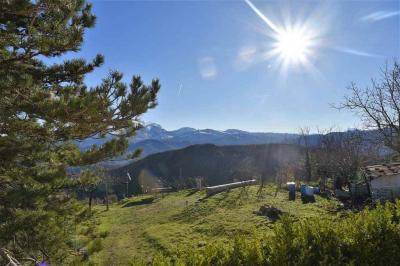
(254, 204), (283, 222)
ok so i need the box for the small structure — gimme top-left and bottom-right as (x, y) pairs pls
(350, 181), (369, 199)
(363, 163), (400, 200)
(335, 189), (351, 199)
(206, 179), (257, 196)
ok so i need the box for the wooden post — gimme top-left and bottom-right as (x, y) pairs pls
(105, 182), (109, 211)
(89, 190), (93, 211)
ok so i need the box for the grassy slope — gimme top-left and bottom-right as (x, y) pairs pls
(90, 185), (341, 265)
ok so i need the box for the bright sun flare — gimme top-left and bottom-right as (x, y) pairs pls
(244, 0), (321, 73)
(275, 28), (311, 64)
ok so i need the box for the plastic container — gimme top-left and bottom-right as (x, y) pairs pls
(305, 186), (314, 196)
(300, 185), (306, 196)
(287, 182), (296, 192)
(289, 190), (296, 201)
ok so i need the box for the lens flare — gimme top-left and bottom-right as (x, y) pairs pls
(275, 28), (311, 65)
(244, 0), (382, 76)
(244, 0), (317, 73)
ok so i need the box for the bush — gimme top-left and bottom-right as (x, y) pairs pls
(341, 202), (400, 265)
(98, 228), (109, 238)
(87, 239), (103, 254)
(149, 201), (400, 266)
(268, 215), (346, 265)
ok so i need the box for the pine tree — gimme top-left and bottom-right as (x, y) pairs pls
(0, 0), (160, 263)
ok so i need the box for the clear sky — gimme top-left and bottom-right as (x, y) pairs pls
(78, 0), (399, 133)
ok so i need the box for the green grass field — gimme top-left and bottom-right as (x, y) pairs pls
(88, 185), (342, 265)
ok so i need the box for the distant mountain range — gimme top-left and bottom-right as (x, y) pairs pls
(77, 123), (301, 168)
(76, 124), (392, 171)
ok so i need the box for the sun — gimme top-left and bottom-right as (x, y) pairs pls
(244, 0), (321, 74)
(275, 27), (312, 65)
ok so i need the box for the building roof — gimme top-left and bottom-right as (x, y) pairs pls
(363, 162), (400, 179)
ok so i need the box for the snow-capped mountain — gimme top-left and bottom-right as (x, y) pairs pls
(132, 123), (299, 145)
(78, 123), (299, 166)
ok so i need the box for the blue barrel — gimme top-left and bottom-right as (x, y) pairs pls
(300, 185), (306, 197)
(305, 186), (314, 196)
(289, 190), (295, 200)
(287, 182), (296, 201)
(287, 182), (296, 192)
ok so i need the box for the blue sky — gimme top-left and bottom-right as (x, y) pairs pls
(78, 0), (399, 133)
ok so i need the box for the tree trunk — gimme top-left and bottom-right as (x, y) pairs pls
(89, 190), (94, 211)
(105, 183), (109, 211)
(363, 174), (371, 198)
(257, 175), (265, 198)
(275, 176), (281, 197)
(305, 149), (312, 183)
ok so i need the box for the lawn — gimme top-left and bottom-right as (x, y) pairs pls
(88, 185), (342, 265)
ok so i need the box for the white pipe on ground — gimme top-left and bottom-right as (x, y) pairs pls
(151, 187), (173, 193)
(206, 179), (257, 196)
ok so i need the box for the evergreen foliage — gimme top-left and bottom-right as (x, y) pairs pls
(0, 0), (159, 263)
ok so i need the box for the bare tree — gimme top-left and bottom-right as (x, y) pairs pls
(312, 128), (373, 190)
(274, 163), (294, 197)
(299, 127), (313, 183)
(339, 61), (400, 152)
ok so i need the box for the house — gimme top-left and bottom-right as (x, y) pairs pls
(363, 163), (400, 200)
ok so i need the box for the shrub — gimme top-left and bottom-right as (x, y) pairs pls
(341, 202), (400, 265)
(268, 215), (346, 265)
(87, 239), (103, 254)
(98, 228), (109, 238)
(149, 201), (400, 266)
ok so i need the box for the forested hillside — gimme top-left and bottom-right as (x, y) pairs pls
(111, 143), (304, 194)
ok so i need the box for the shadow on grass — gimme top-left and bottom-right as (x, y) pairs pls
(198, 189), (230, 202)
(122, 197), (154, 208)
(185, 189), (199, 197)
